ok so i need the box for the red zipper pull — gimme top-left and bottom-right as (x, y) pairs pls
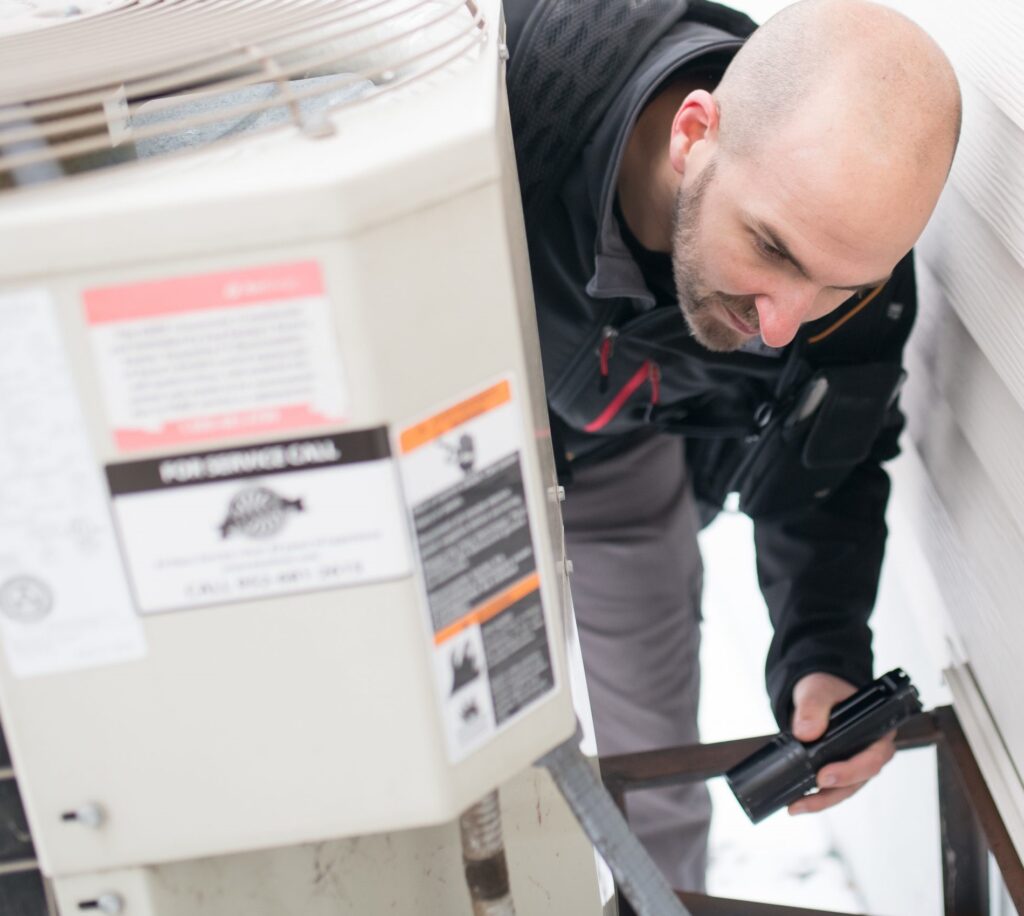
(642, 361), (661, 424)
(597, 326), (618, 394)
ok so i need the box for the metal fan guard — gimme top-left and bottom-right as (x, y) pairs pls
(0, 0), (487, 189)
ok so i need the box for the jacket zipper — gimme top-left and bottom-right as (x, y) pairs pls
(585, 359), (661, 433)
(548, 304), (621, 408)
(597, 326), (618, 393)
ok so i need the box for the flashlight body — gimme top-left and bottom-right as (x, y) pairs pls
(725, 669), (922, 823)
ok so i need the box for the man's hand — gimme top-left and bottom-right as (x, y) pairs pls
(787, 672), (896, 815)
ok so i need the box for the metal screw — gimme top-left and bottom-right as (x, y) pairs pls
(78, 893), (124, 914)
(62, 803), (105, 829)
(98, 894), (124, 914)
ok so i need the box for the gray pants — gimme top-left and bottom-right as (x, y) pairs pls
(562, 433), (711, 892)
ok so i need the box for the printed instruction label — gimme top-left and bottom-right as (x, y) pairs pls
(84, 261), (348, 452)
(0, 288), (146, 678)
(106, 429), (411, 613)
(398, 379), (555, 762)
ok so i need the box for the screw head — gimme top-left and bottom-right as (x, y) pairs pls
(62, 803), (105, 829)
(79, 804), (105, 828)
(97, 892), (125, 914)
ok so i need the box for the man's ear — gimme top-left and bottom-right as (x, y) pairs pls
(669, 90), (720, 175)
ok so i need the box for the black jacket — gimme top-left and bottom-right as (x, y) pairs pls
(506, 0), (916, 725)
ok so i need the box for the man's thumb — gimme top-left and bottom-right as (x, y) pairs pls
(791, 694), (830, 741)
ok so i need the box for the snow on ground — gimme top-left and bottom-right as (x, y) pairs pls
(699, 511), (867, 912)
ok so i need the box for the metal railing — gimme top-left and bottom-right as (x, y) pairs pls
(601, 707), (1024, 916)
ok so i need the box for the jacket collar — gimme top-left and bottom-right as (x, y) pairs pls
(579, 23), (744, 309)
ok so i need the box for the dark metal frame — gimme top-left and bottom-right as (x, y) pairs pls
(600, 706), (1024, 916)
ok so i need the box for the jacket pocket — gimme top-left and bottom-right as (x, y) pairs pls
(546, 306), (666, 435)
(801, 364), (905, 468)
(549, 305), (763, 437)
(738, 362), (905, 515)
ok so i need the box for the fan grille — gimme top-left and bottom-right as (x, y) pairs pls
(0, 0), (487, 189)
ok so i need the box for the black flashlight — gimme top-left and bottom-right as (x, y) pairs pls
(725, 669), (922, 823)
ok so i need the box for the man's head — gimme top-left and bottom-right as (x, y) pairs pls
(666, 0), (961, 351)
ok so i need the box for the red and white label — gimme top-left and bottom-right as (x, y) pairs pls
(85, 261), (348, 452)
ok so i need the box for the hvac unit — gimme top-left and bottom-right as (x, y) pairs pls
(0, 1), (610, 912)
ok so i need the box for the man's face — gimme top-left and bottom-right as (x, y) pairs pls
(669, 134), (933, 352)
(671, 159), (764, 352)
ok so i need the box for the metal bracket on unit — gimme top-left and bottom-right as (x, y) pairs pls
(245, 43), (336, 140)
(548, 484), (566, 503)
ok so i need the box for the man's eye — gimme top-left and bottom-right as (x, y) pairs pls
(755, 237), (784, 261)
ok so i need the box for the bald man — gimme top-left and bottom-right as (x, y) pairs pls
(506, 0), (960, 891)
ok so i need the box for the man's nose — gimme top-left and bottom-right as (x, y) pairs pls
(753, 286), (818, 348)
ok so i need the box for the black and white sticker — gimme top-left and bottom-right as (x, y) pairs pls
(106, 429), (411, 613)
(398, 379), (556, 761)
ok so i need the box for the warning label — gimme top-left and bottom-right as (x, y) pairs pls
(398, 379), (555, 761)
(84, 261), (348, 453)
(106, 428), (411, 613)
(414, 453), (533, 635)
(0, 287), (146, 678)
(482, 593), (552, 725)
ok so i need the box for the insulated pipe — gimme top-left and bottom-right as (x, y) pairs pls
(459, 790), (516, 916)
(539, 732), (693, 916)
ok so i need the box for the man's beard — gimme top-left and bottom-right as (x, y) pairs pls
(670, 159), (761, 352)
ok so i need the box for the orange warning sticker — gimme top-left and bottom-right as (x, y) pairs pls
(396, 377), (555, 762)
(433, 572), (540, 646)
(398, 380), (511, 455)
